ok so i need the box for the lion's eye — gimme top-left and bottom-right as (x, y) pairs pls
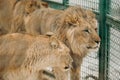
(83, 15), (87, 18)
(38, 5), (40, 8)
(84, 29), (89, 33)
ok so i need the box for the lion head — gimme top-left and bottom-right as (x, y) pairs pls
(56, 6), (101, 57)
(48, 36), (73, 71)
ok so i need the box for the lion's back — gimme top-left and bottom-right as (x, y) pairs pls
(0, 33), (35, 72)
(25, 8), (63, 35)
(0, 33), (59, 72)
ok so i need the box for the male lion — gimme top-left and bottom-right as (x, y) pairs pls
(0, 0), (48, 35)
(0, 33), (72, 80)
(24, 6), (101, 80)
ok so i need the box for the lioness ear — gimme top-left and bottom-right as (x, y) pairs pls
(50, 36), (59, 49)
(30, 0), (37, 5)
(41, 2), (48, 8)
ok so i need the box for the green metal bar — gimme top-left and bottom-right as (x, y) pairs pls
(63, 0), (69, 5)
(106, 24), (110, 80)
(106, 0), (111, 14)
(44, 0), (67, 10)
(98, 0), (108, 80)
(106, 0), (111, 79)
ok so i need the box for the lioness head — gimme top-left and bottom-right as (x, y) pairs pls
(60, 6), (101, 56)
(25, 0), (48, 14)
(49, 36), (73, 71)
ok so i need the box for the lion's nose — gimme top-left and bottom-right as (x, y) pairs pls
(94, 36), (101, 44)
(95, 40), (100, 44)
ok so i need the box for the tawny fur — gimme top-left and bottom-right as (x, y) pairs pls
(24, 6), (101, 80)
(0, 0), (16, 35)
(0, 0), (48, 35)
(10, 0), (48, 33)
(0, 33), (72, 80)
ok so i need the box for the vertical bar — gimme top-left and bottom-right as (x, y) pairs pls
(106, 0), (111, 14)
(106, 0), (111, 79)
(106, 24), (110, 80)
(63, 0), (69, 5)
(98, 0), (108, 80)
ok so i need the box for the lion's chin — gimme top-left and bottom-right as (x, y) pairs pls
(87, 43), (100, 53)
(87, 46), (100, 53)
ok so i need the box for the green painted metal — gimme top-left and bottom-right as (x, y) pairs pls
(63, 0), (69, 5)
(98, 0), (108, 80)
(44, 0), (67, 9)
(106, 0), (111, 80)
(106, 24), (110, 80)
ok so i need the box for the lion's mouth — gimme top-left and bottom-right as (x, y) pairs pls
(87, 46), (92, 49)
(87, 46), (99, 49)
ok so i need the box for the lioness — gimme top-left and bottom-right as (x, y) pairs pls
(24, 6), (101, 80)
(10, 0), (48, 33)
(0, 0), (48, 35)
(0, 33), (72, 80)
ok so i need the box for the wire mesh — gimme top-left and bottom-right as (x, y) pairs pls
(108, 0), (120, 20)
(81, 53), (99, 80)
(108, 26), (120, 80)
(69, 0), (99, 11)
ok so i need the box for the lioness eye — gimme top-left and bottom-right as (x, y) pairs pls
(29, 4), (32, 7)
(95, 28), (98, 32)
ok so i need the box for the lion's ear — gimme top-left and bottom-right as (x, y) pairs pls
(64, 15), (78, 27)
(50, 36), (59, 49)
(41, 2), (48, 8)
(30, 0), (37, 5)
